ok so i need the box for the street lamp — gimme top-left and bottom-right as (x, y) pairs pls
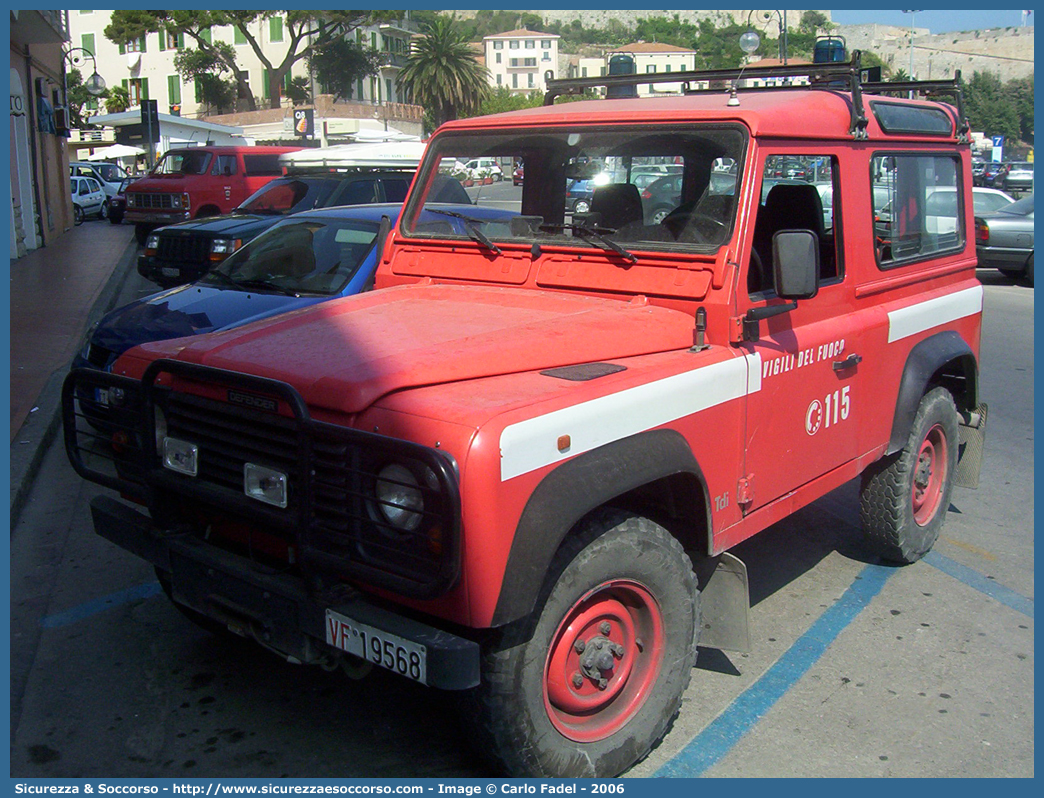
(745, 10), (787, 65)
(63, 46), (106, 97)
(901, 10), (921, 98)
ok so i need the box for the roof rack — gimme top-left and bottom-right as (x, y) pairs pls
(543, 51), (969, 143)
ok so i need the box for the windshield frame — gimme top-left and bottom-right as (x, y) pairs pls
(401, 122), (748, 257)
(200, 215), (383, 297)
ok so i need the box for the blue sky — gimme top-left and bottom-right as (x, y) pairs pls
(829, 9), (1032, 33)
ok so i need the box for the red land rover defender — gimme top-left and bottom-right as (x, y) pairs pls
(124, 145), (301, 245)
(64, 57), (987, 777)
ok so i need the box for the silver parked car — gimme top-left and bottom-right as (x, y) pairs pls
(975, 193), (1034, 285)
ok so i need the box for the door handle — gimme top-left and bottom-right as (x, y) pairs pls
(832, 353), (863, 371)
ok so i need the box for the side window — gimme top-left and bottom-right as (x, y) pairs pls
(871, 153), (962, 267)
(87, 178), (101, 193)
(381, 178), (410, 204)
(78, 180), (89, 196)
(212, 154), (238, 177)
(339, 179), (378, 205)
(750, 155), (841, 295)
(242, 154), (284, 176)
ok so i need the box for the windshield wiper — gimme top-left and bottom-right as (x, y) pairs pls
(232, 278), (299, 297)
(426, 208), (501, 255)
(539, 223), (638, 265)
(202, 269), (245, 290)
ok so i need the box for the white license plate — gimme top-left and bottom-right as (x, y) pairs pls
(161, 267), (180, 278)
(325, 609), (427, 684)
(94, 388), (109, 406)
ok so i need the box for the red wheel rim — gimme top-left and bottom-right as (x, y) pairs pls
(543, 580), (664, 743)
(912, 423), (948, 526)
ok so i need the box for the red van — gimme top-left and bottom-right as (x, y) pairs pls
(124, 145), (301, 244)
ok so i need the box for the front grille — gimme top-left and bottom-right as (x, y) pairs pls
(130, 193), (175, 209)
(157, 234), (210, 264)
(158, 383), (459, 597)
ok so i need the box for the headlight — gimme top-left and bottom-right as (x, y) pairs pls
(210, 238), (242, 261)
(145, 234), (160, 251)
(375, 464), (424, 531)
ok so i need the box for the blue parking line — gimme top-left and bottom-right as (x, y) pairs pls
(40, 582), (163, 629)
(924, 551), (1034, 618)
(656, 563), (894, 778)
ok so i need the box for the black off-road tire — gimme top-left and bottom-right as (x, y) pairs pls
(860, 387), (960, 563)
(463, 509), (699, 777)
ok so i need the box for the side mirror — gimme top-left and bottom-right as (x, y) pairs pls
(773, 229), (820, 299)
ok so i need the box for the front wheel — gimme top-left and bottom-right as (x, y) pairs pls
(573, 199), (590, 214)
(99, 199), (109, 220)
(465, 509), (699, 777)
(860, 387), (960, 563)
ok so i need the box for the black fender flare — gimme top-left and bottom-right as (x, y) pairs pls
(490, 428), (711, 627)
(888, 330), (978, 454)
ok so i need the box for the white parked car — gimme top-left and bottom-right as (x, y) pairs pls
(70, 175), (107, 225)
(926, 187), (1015, 235)
(464, 158), (503, 181)
(70, 161), (130, 216)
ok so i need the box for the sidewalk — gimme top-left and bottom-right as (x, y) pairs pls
(10, 220), (138, 524)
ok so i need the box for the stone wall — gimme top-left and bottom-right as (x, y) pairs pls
(839, 24), (1034, 81)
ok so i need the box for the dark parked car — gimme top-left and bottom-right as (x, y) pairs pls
(565, 179), (596, 213)
(76, 201), (519, 409)
(971, 159), (987, 184)
(107, 177), (136, 225)
(136, 170), (445, 287)
(639, 174), (683, 224)
(980, 162), (1008, 188)
(975, 193), (1034, 285)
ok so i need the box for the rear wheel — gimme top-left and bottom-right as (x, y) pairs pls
(573, 199), (590, 214)
(860, 387), (960, 563)
(465, 509), (698, 777)
(73, 205), (84, 226)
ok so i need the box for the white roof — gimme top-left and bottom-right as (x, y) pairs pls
(280, 141), (427, 170)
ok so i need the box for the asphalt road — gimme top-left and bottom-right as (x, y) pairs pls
(9, 268), (1033, 779)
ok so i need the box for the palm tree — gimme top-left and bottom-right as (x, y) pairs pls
(104, 85), (130, 114)
(397, 17), (490, 131)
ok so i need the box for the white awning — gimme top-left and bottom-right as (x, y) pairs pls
(84, 143), (145, 160)
(280, 140), (427, 170)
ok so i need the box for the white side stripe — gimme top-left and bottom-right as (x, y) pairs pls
(500, 353), (761, 482)
(887, 285), (983, 343)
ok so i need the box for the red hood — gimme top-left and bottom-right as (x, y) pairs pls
(126, 175), (188, 191)
(133, 284), (695, 414)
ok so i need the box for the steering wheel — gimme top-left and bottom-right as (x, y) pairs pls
(664, 211), (727, 244)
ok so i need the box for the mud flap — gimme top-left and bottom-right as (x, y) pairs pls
(693, 551), (751, 653)
(955, 402), (988, 489)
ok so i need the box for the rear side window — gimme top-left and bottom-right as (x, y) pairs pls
(243, 154), (284, 176)
(381, 178), (410, 203)
(871, 153), (963, 268)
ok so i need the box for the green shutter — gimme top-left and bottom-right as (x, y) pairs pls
(167, 75), (181, 105)
(118, 42), (125, 55)
(82, 33), (95, 56)
(263, 68), (270, 99)
(269, 16), (283, 43)
(178, 33), (185, 49)
(140, 35), (147, 53)
(159, 31), (165, 51)
(284, 72), (292, 92)
(200, 27), (212, 44)
(141, 77), (149, 102)
(234, 26), (247, 45)
(194, 78), (203, 103)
